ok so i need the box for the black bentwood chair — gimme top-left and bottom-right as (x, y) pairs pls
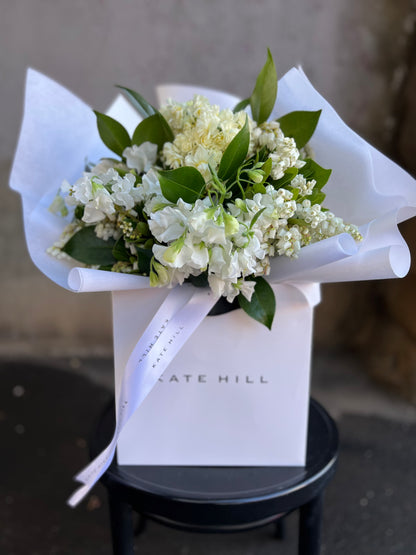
(89, 398), (338, 555)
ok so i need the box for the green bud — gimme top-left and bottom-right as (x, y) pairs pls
(235, 198), (248, 212)
(205, 207), (217, 220)
(149, 268), (159, 287)
(223, 212), (239, 236)
(247, 169), (264, 184)
(151, 202), (172, 212)
(154, 261), (170, 285)
(163, 237), (184, 263)
(150, 261), (170, 286)
(48, 195), (69, 218)
(91, 177), (104, 194)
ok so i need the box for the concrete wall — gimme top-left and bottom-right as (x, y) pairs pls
(1, 0), (415, 357)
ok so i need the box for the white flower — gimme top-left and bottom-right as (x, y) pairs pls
(70, 174), (95, 204)
(153, 242), (208, 272)
(187, 201), (228, 246)
(96, 168), (118, 187)
(275, 227), (303, 257)
(291, 174), (316, 196)
(139, 170), (165, 211)
(208, 245), (226, 274)
(202, 219), (228, 245)
(90, 159), (119, 174)
(123, 142), (158, 173)
(214, 276), (257, 302)
(83, 188), (115, 223)
(162, 142), (183, 169)
(207, 274), (227, 298)
(142, 169), (162, 195)
(66, 168), (145, 222)
(238, 236), (266, 275)
(207, 275), (239, 303)
(295, 200), (326, 229)
(111, 172), (141, 210)
(160, 101), (185, 133)
(250, 121), (301, 181)
(95, 221), (120, 240)
(167, 268), (191, 286)
(269, 137), (300, 180)
(208, 244), (240, 281)
(149, 204), (189, 242)
(185, 239), (209, 269)
(64, 169), (141, 223)
(238, 279), (256, 302)
(185, 145), (222, 182)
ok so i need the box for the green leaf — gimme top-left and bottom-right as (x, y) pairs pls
(62, 227), (117, 266)
(136, 247), (153, 274)
(116, 86), (157, 119)
(218, 116), (250, 181)
(238, 276), (276, 330)
(305, 189), (326, 206)
(298, 159), (331, 190)
(249, 206), (267, 229)
(278, 110), (321, 149)
(94, 111), (131, 157)
(132, 113), (174, 150)
(286, 186), (300, 200)
(112, 237), (131, 262)
(233, 98), (250, 113)
(259, 157), (272, 184)
(256, 145), (269, 163)
(288, 217), (308, 226)
(250, 49), (278, 124)
(74, 205), (85, 220)
(158, 167), (206, 203)
(271, 167), (298, 189)
(186, 271), (209, 288)
(252, 182), (267, 195)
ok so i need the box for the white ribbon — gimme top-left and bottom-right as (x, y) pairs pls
(67, 285), (219, 507)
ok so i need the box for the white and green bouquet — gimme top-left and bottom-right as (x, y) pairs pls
(10, 50), (416, 506)
(48, 50), (361, 328)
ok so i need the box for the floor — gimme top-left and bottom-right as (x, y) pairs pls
(1, 352), (415, 555)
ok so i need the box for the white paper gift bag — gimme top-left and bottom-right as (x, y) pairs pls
(113, 282), (320, 466)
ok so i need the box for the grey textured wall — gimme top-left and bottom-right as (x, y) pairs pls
(1, 0), (415, 357)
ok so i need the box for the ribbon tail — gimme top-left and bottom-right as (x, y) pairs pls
(67, 286), (219, 507)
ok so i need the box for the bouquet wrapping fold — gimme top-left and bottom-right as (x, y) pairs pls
(10, 68), (416, 507)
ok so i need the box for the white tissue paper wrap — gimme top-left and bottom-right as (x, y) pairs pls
(10, 68), (416, 507)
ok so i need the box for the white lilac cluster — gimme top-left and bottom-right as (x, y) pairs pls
(251, 120), (303, 180)
(51, 95), (362, 304)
